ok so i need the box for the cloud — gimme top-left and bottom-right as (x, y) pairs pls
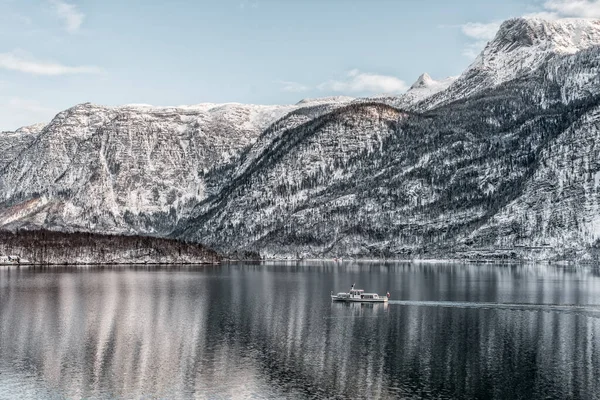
(456, 21), (502, 59)
(0, 51), (102, 76)
(458, 21), (502, 58)
(49, 0), (84, 33)
(461, 21), (502, 41)
(540, 0), (600, 18)
(277, 80), (309, 93)
(317, 69), (408, 94)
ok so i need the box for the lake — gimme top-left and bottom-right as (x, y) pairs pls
(1, 262), (599, 399)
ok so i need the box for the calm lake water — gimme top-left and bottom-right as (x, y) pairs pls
(1, 262), (600, 399)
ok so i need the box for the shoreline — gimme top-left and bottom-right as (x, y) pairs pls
(234, 258), (598, 266)
(0, 261), (221, 267)
(1, 258), (597, 267)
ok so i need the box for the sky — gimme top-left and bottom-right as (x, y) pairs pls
(1, 0), (600, 130)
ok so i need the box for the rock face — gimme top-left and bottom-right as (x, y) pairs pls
(178, 103), (408, 257)
(0, 102), (298, 234)
(0, 123), (46, 170)
(3, 17), (600, 262)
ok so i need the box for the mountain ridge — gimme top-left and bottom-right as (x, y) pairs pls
(2, 16), (600, 261)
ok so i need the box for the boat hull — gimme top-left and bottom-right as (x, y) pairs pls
(331, 296), (388, 303)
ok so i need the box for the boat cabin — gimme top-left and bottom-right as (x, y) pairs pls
(335, 289), (380, 300)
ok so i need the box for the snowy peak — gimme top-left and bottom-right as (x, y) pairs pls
(410, 73), (435, 89)
(490, 17), (600, 56)
(408, 73), (456, 93)
(380, 73), (457, 109)
(471, 17), (600, 74)
(2, 123), (46, 137)
(363, 73), (457, 110)
(14, 123), (47, 135)
(418, 17), (600, 110)
(472, 17), (600, 77)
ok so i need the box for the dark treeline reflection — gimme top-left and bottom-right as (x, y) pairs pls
(1, 263), (599, 399)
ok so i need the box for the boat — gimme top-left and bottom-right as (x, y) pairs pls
(331, 283), (390, 303)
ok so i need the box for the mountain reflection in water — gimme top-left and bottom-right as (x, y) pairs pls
(1, 263), (599, 399)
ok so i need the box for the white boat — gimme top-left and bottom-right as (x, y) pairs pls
(331, 283), (389, 303)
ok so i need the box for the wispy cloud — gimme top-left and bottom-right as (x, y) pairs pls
(461, 21), (502, 41)
(0, 51), (102, 76)
(457, 21), (503, 58)
(534, 0), (600, 18)
(49, 0), (84, 33)
(317, 69), (408, 94)
(277, 80), (309, 93)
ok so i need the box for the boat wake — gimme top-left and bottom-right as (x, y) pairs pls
(388, 300), (600, 317)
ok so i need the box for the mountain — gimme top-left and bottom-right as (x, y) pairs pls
(397, 73), (457, 108)
(3, 16), (600, 262)
(0, 102), (297, 234)
(203, 97), (360, 198)
(0, 123), (46, 170)
(176, 72), (599, 260)
(360, 74), (457, 110)
(0, 98), (358, 235)
(174, 18), (600, 261)
(419, 17), (600, 110)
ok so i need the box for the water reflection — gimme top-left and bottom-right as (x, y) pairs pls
(0, 263), (599, 399)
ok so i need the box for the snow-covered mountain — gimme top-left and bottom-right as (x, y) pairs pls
(397, 73), (457, 108)
(3, 16), (600, 261)
(175, 18), (600, 261)
(409, 73), (456, 97)
(358, 74), (456, 110)
(0, 98), (360, 235)
(419, 17), (600, 110)
(0, 102), (299, 233)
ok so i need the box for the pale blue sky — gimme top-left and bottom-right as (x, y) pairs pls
(0, 0), (597, 130)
